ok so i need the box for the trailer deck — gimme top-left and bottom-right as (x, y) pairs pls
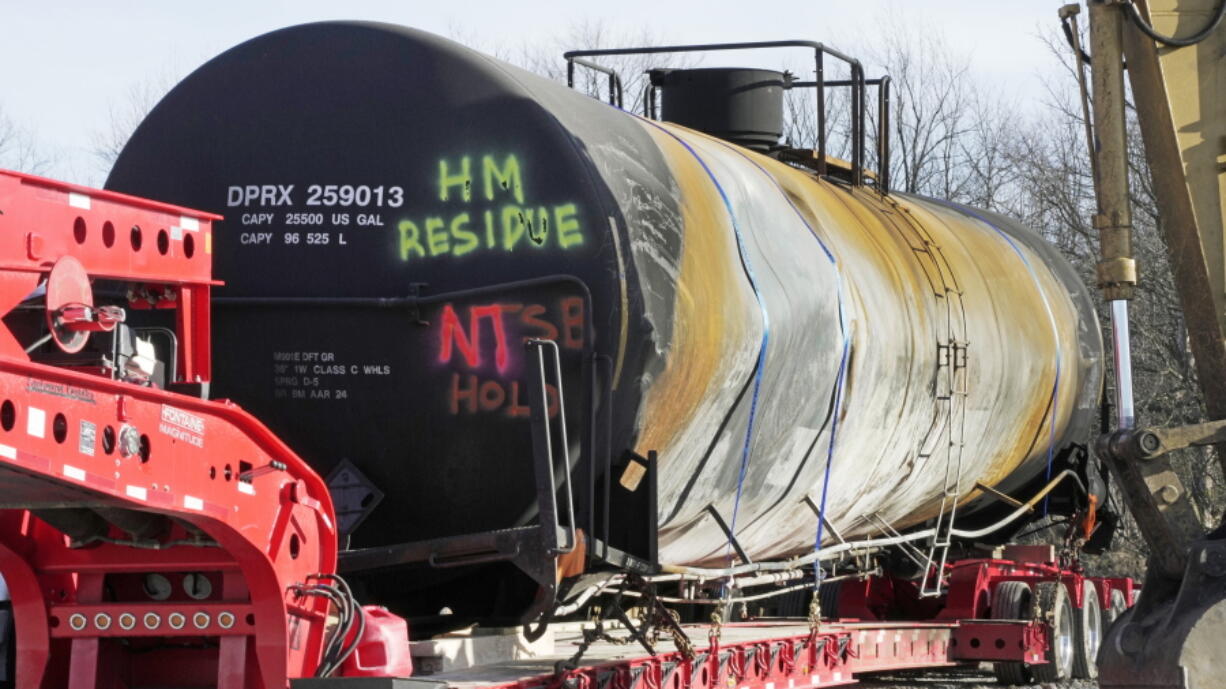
(389, 619), (1045, 689)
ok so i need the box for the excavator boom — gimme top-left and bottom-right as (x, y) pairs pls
(1075, 1), (1226, 686)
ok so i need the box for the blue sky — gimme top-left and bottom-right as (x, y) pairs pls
(0, 1), (1065, 186)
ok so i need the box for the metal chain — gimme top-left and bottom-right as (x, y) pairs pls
(557, 575), (698, 674)
(708, 609), (723, 648)
(653, 605), (695, 661)
(641, 579), (695, 661)
(807, 595), (822, 637)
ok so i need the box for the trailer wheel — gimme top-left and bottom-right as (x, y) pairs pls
(1072, 580), (1102, 679)
(1102, 588), (1128, 630)
(991, 581), (1033, 685)
(1031, 581), (1074, 684)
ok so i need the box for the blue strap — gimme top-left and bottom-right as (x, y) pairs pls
(711, 143), (850, 590)
(639, 121), (770, 566)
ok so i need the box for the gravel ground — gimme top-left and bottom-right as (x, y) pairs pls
(852, 666), (1099, 689)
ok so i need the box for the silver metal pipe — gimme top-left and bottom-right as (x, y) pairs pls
(555, 472), (1087, 617)
(1111, 300), (1136, 429)
(552, 568), (837, 616)
(660, 470), (1085, 578)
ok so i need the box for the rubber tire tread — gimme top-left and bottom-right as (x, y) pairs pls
(991, 581), (1033, 685)
(1072, 580), (1101, 679)
(1031, 581), (1074, 683)
(1102, 588), (1127, 630)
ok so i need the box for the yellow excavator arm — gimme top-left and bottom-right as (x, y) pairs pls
(1074, 1), (1226, 687)
(1127, 0), (1226, 418)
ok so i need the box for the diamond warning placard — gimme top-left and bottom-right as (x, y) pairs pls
(325, 460), (384, 536)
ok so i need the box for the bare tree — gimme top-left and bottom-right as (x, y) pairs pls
(0, 105), (52, 175)
(502, 20), (697, 117)
(861, 15), (974, 197)
(781, 62), (856, 160)
(92, 75), (176, 176)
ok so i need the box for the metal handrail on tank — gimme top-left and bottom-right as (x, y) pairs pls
(327, 277), (594, 597)
(878, 75), (891, 193)
(563, 40), (869, 185)
(790, 75), (892, 194)
(526, 338), (578, 555)
(566, 57), (624, 108)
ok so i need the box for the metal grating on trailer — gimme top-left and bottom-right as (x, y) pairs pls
(410, 621), (967, 689)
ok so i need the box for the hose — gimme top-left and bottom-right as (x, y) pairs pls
(657, 469), (1085, 579)
(615, 572), (864, 606)
(555, 469), (1083, 614)
(1125, 0), (1226, 47)
(296, 574), (365, 679)
(1062, 15), (1095, 65)
(1061, 0), (1224, 67)
(552, 565), (879, 616)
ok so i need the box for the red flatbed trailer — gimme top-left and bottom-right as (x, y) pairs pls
(298, 617), (1037, 689)
(405, 621), (1010, 689)
(379, 559), (1130, 689)
(0, 170), (1134, 688)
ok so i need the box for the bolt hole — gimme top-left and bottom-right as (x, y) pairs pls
(156, 228), (169, 255)
(138, 434), (151, 463)
(102, 221), (115, 248)
(969, 637), (980, 648)
(1, 401), (15, 432)
(49, 616), (60, 628)
(223, 464), (232, 481)
(102, 425), (115, 455)
(289, 533), (300, 559)
(184, 233), (195, 258)
(209, 466), (216, 480)
(995, 638), (1006, 649)
(73, 217), (87, 244)
(245, 613), (255, 626)
(52, 413), (67, 444)
(130, 225), (143, 251)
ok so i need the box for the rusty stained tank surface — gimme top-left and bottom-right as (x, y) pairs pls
(105, 22), (1102, 599)
(630, 124), (1099, 565)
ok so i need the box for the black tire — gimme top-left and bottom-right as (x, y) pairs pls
(1072, 580), (1102, 679)
(1102, 588), (1127, 631)
(1031, 581), (1075, 683)
(991, 581), (1033, 685)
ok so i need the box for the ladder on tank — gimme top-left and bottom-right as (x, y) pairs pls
(919, 333), (968, 597)
(881, 199), (969, 598)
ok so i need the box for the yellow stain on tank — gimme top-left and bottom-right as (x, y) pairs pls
(630, 124), (759, 460)
(722, 150), (1085, 529)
